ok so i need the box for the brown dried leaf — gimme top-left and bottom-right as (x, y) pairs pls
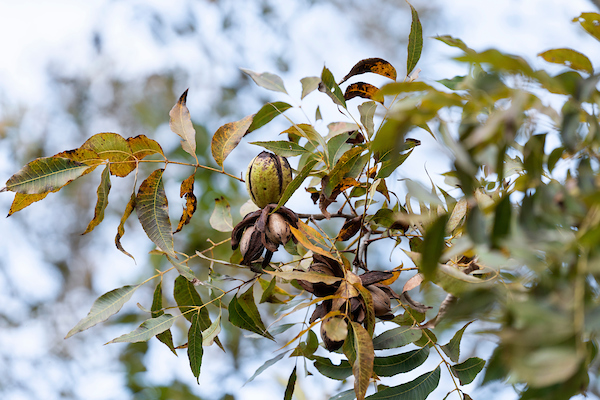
(340, 58), (397, 84)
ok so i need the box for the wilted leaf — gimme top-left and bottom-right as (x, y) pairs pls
(241, 68), (288, 94)
(301, 76), (321, 99)
(319, 66), (346, 108)
(246, 352), (287, 383)
(420, 213), (449, 280)
(340, 58), (397, 84)
(441, 321), (474, 363)
(336, 216), (362, 241)
(7, 192), (49, 216)
(538, 48), (593, 74)
(402, 274), (424, 293)
(273, 158), (318, 212)
(250, 140), (309, 158)
(209, 196), (233, 232)
(83, 165), (111, 234)
(2, 157), (92, 194)
(169, 90), (198, 161)
(265, 269), (342, 285)
(284, 366), (297, 400)
(188, 312), (204, 383)
(136, 169), (176, 259)
(108, 314), (176, 344)
(372, 326), (422, 350)
(573, 12), (600, 43)
(115, 193), (136, 260)
(406, 1), (423, 76)
(289, 220), (333, 258)
(451, 357), (485, 385)
(327, 122), (360, 138)
(344, 82), (382, 103)
(228, 286), (274, 340)
(247, 102), (293, 133)
(174, 173), (197, 234)
(65, 284), (140, 338)
(346, 322), (374, 400)
(81, 132), (135, 177)
(447, 198), (467, 232)
(373, 346), (430, 376)
(366, 366), (440, 399)
(211, 114), (254, 168)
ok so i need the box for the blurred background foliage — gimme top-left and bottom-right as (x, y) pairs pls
(1, 1), (600, 399)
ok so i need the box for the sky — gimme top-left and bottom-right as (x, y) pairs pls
(1, 1), (600, 399)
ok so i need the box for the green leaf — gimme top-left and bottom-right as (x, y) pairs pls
(340, 58), (397, 84)
(440, 321), (474, 363)
(81, 132), (135, 177)
(174, 275), (206, 323)
(373, 346), (430, 376)
(115, 193), (136, 260)
(211, 114), (254, 168)
(169, 90), (198, 161)
(437, 76), (466, 90)
(347, 322), (374, 400)
(327, 134), (353, 168)
(320, 66), (346, 108)
(246, 352), (287, 383)
(136, 169), (176, 259)
(538, 48), (593, 74)
(284, 366), (297, 400)
(301, 76), (321, 99)
(433, 35), (474, 53)
(451, 357), (485, 385)
(210, 196), (233, 232)
(323, 146), (366, 198)
(83, 164), (111, 234)
(174, 173), (197, 234)
(228, 287), (274, 340)
(108, 314), (176, 344)
(2, 157), (92, 194)
(65, 284), (140, 338)
(366, 366), (440, 399)
(188, 312), (204, 383)
(241, 68), (288, 94)
(377, 149), (413, 179)
(491, 195), (511, 247)
(420, 213), (449, 281)
(273, 158), (319, 212)
(282, 123), (327, 152)
(372, 326), (422, 350)
(573, 13), (600, 43)
(359, 101), (377, 138)
(406, 1), (423, 76)
(329, 389), (356, 400)
(151, 281), (177, 355)
(250, 140), (309, 158)
(247, 102), (293, 133)
(313, 357), (352, 380)
(167, 255), (198, 282)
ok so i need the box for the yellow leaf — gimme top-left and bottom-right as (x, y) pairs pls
(211, 115), (254, 168)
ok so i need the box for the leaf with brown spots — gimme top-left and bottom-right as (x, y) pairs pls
(82, 165), (111, 235)
(336, 216), (362, 242)
(344, 82), (382, 103)
(115, 193), (136, 260)
(127, 135), (165, 160)
(174, 173), (197, 234)
(340, 58), (397, 84)
(81, 133), (136, 177)
(211, 115), (254, 168)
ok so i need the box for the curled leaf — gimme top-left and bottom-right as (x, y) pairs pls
(175, 173), (197, 234)
(340, 58), (397, 84)
(169, 89), (198, 161)
(83, 165), (112, 235)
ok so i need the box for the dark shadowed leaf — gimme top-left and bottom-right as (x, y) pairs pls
(241, 68), (288, 94)
(83, 165), (111, 234)
(340, 58), (397, 84)
(573, 13), (600, 43)
(175, 173), (197, 234)
(2, 157), (92, 194)
(250, 140), (309, 158)
(366, 366), (440, 399)
(169, 90), (198, 161)
(314, 357), (352, 380)
(373, 346), (430, 376)
(491, 195), (511, 247)
(108, 314), (176, 344)
(420, 213), (449, 280)
(406, 1), (423, 76)
(81, 133), (135, 177)
(209, 196), (233, 232)
(329, 389), (356, 400)
(372, 326), (422, 350)
(246, 352), (287, 383)
(151, 281), (177, 355)
(65, 284), (140, 338)
(319, 67), (346, 108)
(336, 216), (362, 242)
(441, 321), (474, 363)
(301, 76), (321, 99)
(451, 357), (485, 385)
(344, 82), (382, 103)
(188, 312), (204, 383)
(284, 366), (297, 400)
(538, 48), (593, 74)
(247, 102), (293, 133)
(136, 169), (176, 259)
(211, 115), (254, 168)
(228, 286), (274, 340)
(115, 193), (136, 260)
